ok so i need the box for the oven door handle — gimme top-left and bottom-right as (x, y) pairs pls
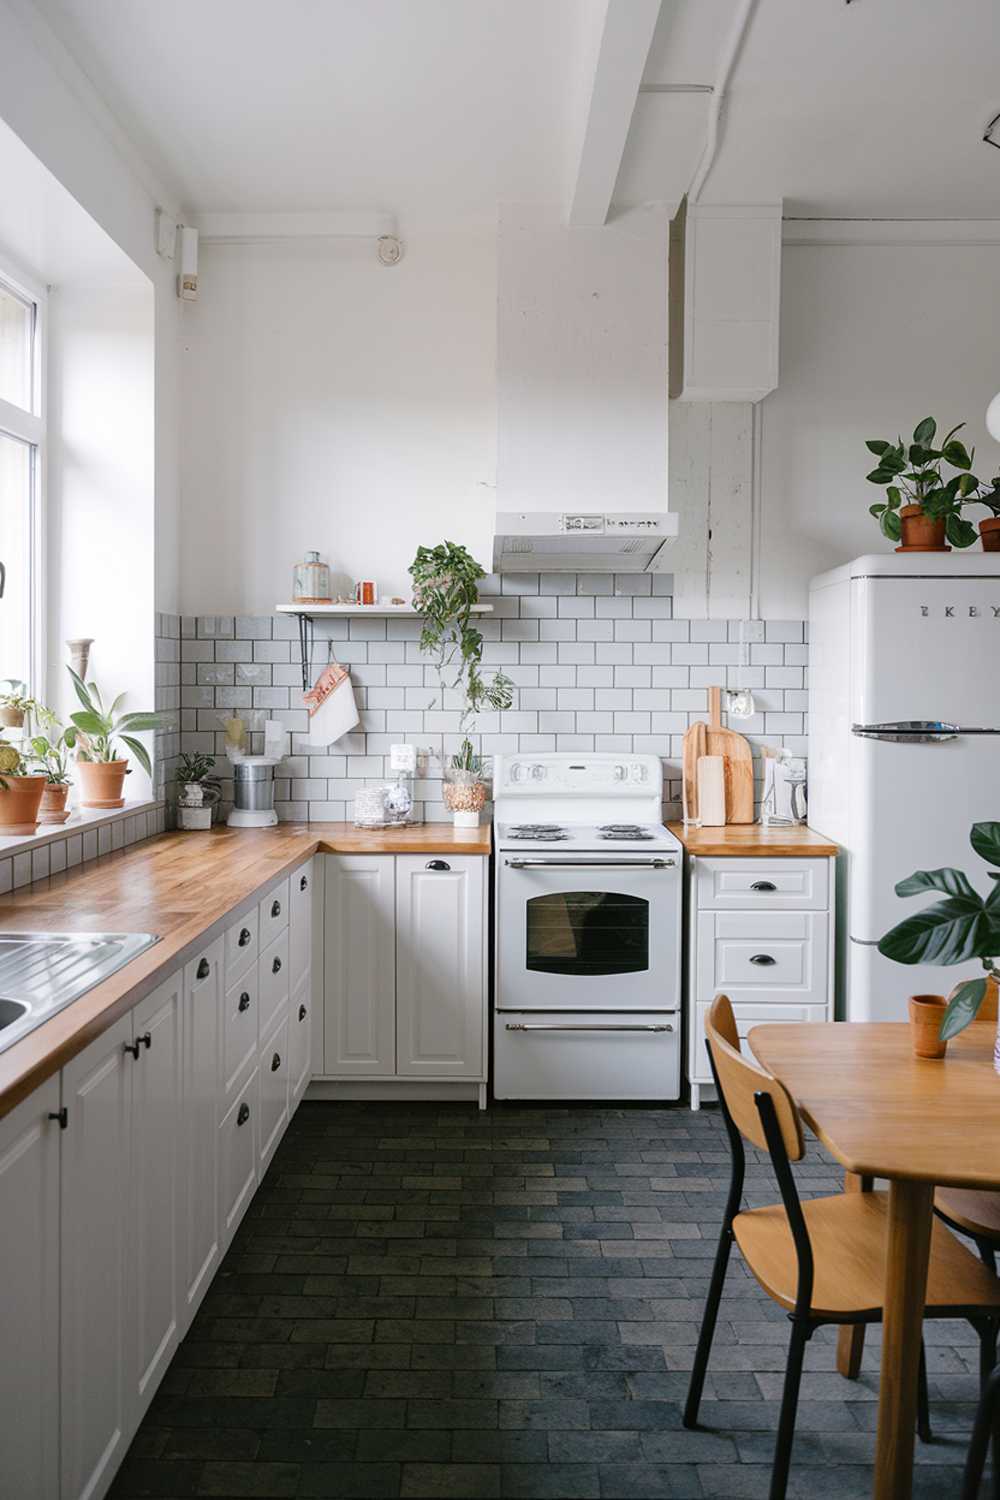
(504, 1022), (674, 1032)
(504, 858), (676, 870)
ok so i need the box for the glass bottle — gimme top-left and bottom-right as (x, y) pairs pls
(292, 550), (332, 603)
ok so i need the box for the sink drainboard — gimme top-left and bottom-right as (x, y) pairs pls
(0, 932), (160, 1054)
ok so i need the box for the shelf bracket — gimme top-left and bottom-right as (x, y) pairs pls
(295, 612), (315, 693)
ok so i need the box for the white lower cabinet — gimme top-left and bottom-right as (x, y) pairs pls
(219, 1066), (258, 1246)
(259, 1011), (290, 1170)
(289, 972), (312, 1106)
(395, 856), (485, 1078)
(0, 1078), (61, 1500)
(324, 855), (396, 1075)
(181, 939), (223, 1322)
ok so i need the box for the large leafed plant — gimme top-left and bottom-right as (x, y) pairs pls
(878, 820), (1000, 1039)
(866, 417), (983, 547)
(68, 668), (169, 778)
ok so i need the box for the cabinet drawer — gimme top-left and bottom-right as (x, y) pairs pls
(288, 972), (312, 1108)
(690, 1000), (827, 1083)
(495, 1012), (680, 1100)
(695, 857), (830, 911)
(696, 910), (829, 1006)
(222, 970), (258, 1106)
(225, 907), (259, 987)
(259, 1014), (289, 1169)
(258, 929), (290, 1040)
(219, 1068), (257, 1245)
(259, 878), (290, 948)
(289, 861), (313, 993)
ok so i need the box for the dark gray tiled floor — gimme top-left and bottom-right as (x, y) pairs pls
(110, 1102), (987, 1498)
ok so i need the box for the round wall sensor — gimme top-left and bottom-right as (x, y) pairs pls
(377, 235), (404, 266)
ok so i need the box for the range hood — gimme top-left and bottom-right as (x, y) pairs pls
(492, 512), (679, 574)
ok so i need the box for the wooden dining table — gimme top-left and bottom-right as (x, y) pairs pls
(749, 1018), (1000, 1500)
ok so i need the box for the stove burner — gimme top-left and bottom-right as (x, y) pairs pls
(599, 829), (655, 841)
(507, 824), (568, 842)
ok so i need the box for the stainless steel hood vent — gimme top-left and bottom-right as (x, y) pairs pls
(492, 512), (679, 574)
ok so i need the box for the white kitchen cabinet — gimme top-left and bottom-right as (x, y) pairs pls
(0, 1077), (61, 1500)
(289, 972), (312, 1107)
(129, 972), (183, 1423)
(395, 855), (485, 1078)
(259, 1011), (290, 1170)
(219, 1066), (258, 1247)
(181, 938), (223, 1323)
(324, 854), (396, 1076)
(687, 853), (835, 1109)
(60, 1012), (133, 1500)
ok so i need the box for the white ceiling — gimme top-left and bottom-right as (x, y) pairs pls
(26, 0), (1000, 223)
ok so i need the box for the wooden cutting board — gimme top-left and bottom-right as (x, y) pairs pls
(681, 719), (707, 825)
(706, 685), (754, 824)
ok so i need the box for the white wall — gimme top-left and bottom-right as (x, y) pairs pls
(179, 232), (497, 611)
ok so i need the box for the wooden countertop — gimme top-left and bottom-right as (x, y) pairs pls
(667, 822), (838, 857)
(0, 821), (490, 1119)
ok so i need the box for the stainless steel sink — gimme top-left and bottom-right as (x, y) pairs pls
(0, 932), (160, 1054)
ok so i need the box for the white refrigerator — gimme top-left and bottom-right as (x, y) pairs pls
(809, 553), (1000, 1021)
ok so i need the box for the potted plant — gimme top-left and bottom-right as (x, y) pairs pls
(409, 541), (513, 826)
(878, 820), (1000, 1068)
(977, 473), (1000, 553)
(68, 668), (170, 808)
(175, 752), (221, 831)
(866, 418), (982, 551)
(28, 708), (78, 824)
(0, 681), (35, 731)
(0, 742), (47, 833)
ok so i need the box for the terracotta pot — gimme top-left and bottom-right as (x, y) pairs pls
(909, 994), (948, 1059)
(38, 782), (71, 825)
(76, 759), (129, 809)
(980, 517), (1000, 553)
(896, 504), (950, 553)
(0, 706), (25, 729)
(0, 773), (47, 834)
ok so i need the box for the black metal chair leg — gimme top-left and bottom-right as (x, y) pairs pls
(962, 1364), (1000, 1500)
(977, 1237), (998, 1277)
(917, 1339), (932, 1443)
(769, 1317), (809, 1500)
(683, 1224), (734, 1428)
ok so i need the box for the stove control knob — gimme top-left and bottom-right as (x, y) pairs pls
(530, 763), (546, 781)
(630, 763), (647, 783)
(613, 764), (627, 782)
(509, 762), (524, 783)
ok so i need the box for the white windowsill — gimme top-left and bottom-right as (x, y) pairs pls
(0, 799), (160, 858)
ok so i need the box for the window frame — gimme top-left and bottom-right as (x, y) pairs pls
(0, 261), (46, 701)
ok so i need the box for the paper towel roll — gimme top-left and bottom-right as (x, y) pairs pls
(697, 755), (726, 828)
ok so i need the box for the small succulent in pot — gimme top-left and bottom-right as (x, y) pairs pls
(0, 680), (35, 730)
(443, 739), (489, 824)
(28, 708), (79, 824)
(68, 668), (171, 808)
(175, 751), (221, 829)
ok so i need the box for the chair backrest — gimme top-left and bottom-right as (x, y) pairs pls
(705, 994), (805, 1162)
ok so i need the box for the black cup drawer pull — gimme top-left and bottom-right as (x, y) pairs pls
(238, 992), (251, 1013)
(749, 953), (777, 966)
(299, 874), (308, 892)
(272, 956), (282, 975)
(750, 880), (777, 893)
(271, 1052), (282, 1072)
(238, 928), (252, 947)
(237, 1102), (250, 1127)
(271, 899), (281, 918)
(298, 1003), (307, 1022)
(426, 859), (450, 872)
(197, 957), (211, 979)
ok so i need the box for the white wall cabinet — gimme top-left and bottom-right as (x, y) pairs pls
(321, 852), (488, 1104)
(0, 1077), (61, 1500)
(687, 854), (835, 1109)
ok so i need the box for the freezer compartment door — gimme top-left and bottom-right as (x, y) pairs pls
(493, 1012), (680, 1100)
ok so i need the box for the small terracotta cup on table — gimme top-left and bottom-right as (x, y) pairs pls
(909, 994), (948, 1059)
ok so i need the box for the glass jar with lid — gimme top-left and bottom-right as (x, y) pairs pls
(292, 550), (332, 604)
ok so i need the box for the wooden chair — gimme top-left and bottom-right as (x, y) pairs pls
(684, 994), (1000, 1500)
(961, 1361), (1000, 1499)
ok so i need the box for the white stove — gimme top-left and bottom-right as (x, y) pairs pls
(492, 753), (683, 1102)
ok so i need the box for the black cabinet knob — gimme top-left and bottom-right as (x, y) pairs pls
(298, 1003), (307, 1022)
(750, 880), (777, 893)
(238, 928), (252, 947)
(123, 1039), (141, 1059)
(272, 956), (282, 975)
(749, 953), (777, 966)
(139, 1031), (152, 1050)
(271, 1052), (281, 1072)
(426, 859), (450, 872)
(197, 957), (210, 979)
(238, 992), (251, 1013)
(299, 874), (308, 892)
(271, 899), (281, 918)
(48, 1107), (68, 1130)
(237, 1102), (250, 1127)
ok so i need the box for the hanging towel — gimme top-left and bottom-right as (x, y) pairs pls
(304, 660), (359, 747)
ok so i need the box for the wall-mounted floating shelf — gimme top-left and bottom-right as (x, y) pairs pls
(275, 603), (493, 690)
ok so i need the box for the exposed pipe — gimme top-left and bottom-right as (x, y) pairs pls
(687, 0), (759, 203)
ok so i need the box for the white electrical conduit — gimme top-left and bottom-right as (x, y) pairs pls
(687, 0), (759, 203)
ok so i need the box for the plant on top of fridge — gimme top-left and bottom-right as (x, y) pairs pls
(877, 820), (1000, 1039)
(864, 417), (993, 548)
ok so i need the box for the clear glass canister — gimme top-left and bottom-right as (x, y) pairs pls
(292, 550), (332, 603)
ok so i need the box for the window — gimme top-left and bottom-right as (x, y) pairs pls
(0, 270), (44, 698)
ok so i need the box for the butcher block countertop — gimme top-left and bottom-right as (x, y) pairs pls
(667, 823), (838, 858)
(0, 821), (490, 1119)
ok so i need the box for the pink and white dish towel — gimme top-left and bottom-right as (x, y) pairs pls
(304, 660), (359, 747)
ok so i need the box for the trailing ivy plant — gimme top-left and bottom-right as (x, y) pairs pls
(865, 417), (983, 547)
(877, 820), (1000, 1040)
(409, 541), (513, 773)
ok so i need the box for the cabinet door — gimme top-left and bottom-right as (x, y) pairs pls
(288, 970), (312, 1108)
(182, 939), (222, 1323)
(0, 1078), (60, 1500)
(130, 972), (183, 1422)
(61, 1013), (133, 1500)
(290, 859), (314, 994)
(259, 1012), (290, 1170)
(323, 855), (396, 1075)
(395, 856), (485, 1078)
(219, 1068), (258, 1249)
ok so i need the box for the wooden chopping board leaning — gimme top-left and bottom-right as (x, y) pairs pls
(681, 685), (754, 824)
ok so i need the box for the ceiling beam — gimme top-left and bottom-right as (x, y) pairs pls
(569, 0), (662, 227)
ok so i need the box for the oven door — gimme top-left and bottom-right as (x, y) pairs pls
(497, 854), (680, 1011)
